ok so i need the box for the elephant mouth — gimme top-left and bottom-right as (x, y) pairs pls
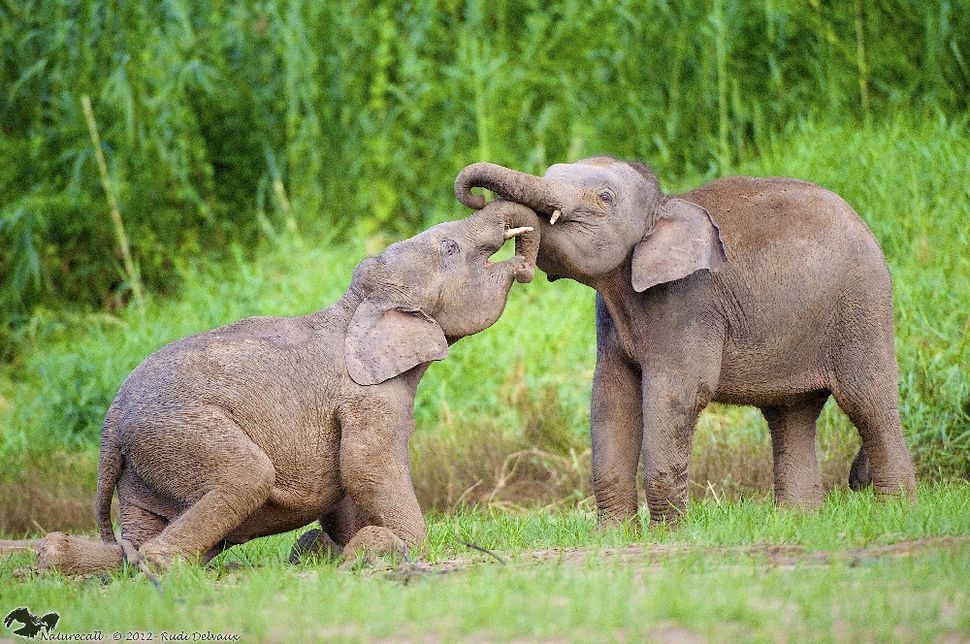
(483, 224), (534, 269)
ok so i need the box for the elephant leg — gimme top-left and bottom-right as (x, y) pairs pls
(761, 392), (827, 508)
(288, 496), (364, 564)
(136, 413), (275, 569)
(831, 383), (916, 497)
(321, 495), (367, 546)
(119, 500), (168, 549)
(338, 402), (426, 549)
(35, 533), (124, 575)
(591, 349), (643, 525)
(848, 448), (872, 491)
(641, 372), (712, 525)
(289, 528), (341, 564)
(830, 330), (916, 497)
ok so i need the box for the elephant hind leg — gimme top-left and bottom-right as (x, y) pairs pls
(35, 532), (124, 575)
(761, 392), (828, 509)
(131, 410), (276, 570)
(119, 499), (168, 549)
(830, 331), (916, 497)
(831, 383), (915, 496)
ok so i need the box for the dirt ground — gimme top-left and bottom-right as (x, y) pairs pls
(374, 535), (970, 582)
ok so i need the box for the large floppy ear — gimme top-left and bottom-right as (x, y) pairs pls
(631, 197), (728, 292)
(344, 299), (449, 386)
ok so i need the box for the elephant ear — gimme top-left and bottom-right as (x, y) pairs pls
(345, 299), (449, 386)
(631, 197), (728, 292)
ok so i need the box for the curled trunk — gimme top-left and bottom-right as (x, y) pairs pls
(455, 162), (561, 215)
(466, 199), (541, 282)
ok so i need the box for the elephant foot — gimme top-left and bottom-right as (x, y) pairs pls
(137, 539), (195, 572)
(774, 494), (824, 511)
(848, 448), (872, 491)
(338, 526), (407, 572)
(35, 532), (124, 576)
(872, 474), (918, 501)
(646, 499), (689, 529)
(289, 528), (342, 564)
(594, 511), (641, 535)
(646, 490), (689, 528)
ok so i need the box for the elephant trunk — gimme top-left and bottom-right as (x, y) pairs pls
(455, 162), (562, 219)
(466, 199), (541, 283)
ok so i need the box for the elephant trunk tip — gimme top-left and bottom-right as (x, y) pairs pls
(455, 163), (493, 210)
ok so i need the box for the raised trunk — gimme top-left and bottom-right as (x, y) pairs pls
(465, 199), (541, 283)
(455, 162), (561, 215)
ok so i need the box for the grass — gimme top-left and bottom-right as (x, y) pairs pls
(3, 483), (968, 641)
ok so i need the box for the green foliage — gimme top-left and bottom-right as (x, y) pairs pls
(2, 0), (969, 353)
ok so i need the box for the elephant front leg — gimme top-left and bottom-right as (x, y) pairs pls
(289, 496), (366, 564)
(591, 350), (643, 526)
(338, 403), (427, 553)
(641, 371), (710, 525)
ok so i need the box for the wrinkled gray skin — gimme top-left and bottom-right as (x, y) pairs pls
(456, 158), (917, 524)
(21, 200), (540, 573)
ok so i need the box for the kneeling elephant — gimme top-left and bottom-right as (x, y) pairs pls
(11, 200), (540, 574)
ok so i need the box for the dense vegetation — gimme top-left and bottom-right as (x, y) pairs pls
(2, 0), (968, 353)
(0, 2), (968, 532)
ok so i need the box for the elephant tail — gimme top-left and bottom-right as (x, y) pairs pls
(96, 404), (123, 544)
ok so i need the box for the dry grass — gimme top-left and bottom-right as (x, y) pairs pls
(411, 394), (860, 515)
(0, 451), (97, 535)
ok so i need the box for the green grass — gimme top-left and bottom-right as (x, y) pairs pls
(3, 483), (968, 641)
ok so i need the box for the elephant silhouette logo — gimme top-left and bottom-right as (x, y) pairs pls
(3, 607), (60, 639)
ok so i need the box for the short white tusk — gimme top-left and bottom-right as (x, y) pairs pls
(549, 209), (561, 225)
(504, 226), (534, 240)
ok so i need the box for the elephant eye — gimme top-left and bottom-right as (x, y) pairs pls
(441, 239), (460, 256)
(599, 191), (614, 206)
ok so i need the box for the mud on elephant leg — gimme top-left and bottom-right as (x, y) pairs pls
(136, 422), (276, 571)
(338, 526), (408, 571)
(118, 500), (167, 549)
(590, 346), (643, 526)
(762, 392), (827, 509)
(35, 532), (124, 575)
(641, 386), (704, 524)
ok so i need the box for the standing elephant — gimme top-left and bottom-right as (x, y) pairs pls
(20, 200), (539, 574)
(455, 158), (916, 524)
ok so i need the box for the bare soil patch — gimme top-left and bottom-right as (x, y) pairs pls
(381, 536), (970, 582)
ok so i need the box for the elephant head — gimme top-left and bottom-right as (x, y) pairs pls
(454, 157), (726, 291)
(345, 199), (539, 385)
